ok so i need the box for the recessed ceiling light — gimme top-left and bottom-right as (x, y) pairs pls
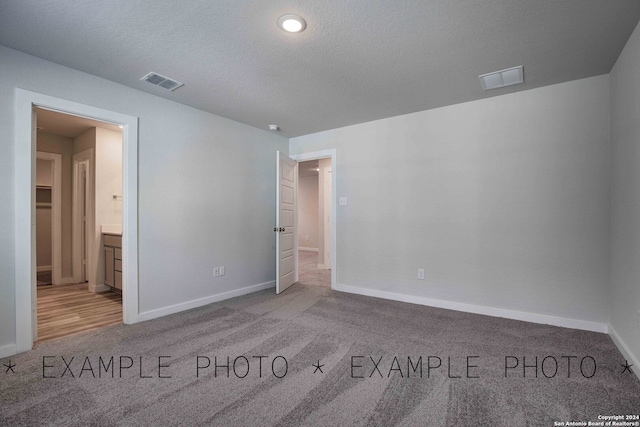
(277, 14), (306, 33)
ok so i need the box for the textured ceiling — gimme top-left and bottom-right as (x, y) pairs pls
(1, 0), (639, 137)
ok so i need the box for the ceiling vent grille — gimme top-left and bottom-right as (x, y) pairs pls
(479, 66), (524, 90)
(141, 72), (183, 91)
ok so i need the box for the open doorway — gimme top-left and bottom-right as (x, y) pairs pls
(288, 149), (337, 291)
(34, 108), (123, 342)
(275, 150), (337, 293)
(297, 159), (332, 287)
(15, 89), (139, 354)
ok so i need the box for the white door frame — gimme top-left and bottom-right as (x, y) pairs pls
(72, 149), (94, 284)
(290, 149), (337, 290)
(15, 88), (139, 354)
(323, 167), (332, 270)
(35, 151), (62, 285)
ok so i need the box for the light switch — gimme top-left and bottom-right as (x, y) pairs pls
(339, 197), (347, 206)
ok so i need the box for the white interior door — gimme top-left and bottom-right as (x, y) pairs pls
(276, 151), (298, 294)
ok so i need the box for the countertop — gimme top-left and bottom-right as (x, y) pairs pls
(101, 224), (122, 236)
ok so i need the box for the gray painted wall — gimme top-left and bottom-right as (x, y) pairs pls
(0, 46), (288, 350)
(610, 22), (640, 364)
(291, 75), (611, 325)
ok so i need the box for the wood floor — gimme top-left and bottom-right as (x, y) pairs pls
(37, 282), (122, 342)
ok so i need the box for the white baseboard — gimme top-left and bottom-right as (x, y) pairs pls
(138, 281), (275, 322)
(89, 283), (111, 293)
(37, 265), (52, 273)
(0, 343), (17, 359)
(317, 264), (330, 270)
(335, 283), (609, 334)
(299, 247), (318, 252)
(57, 277), (75, 285)
(608, 325), (640, 381)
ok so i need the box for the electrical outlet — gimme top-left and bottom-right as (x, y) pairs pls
(418, 269), (425, 280)
(220, 266), (225, 276)
(637, 310), (640, 329)
(213, 267), (219, 277)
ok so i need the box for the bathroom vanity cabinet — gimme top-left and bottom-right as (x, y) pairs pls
(103, 233), (122, 290)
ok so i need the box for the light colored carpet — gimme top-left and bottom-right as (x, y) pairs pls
(1, 283), (639, 426)
(298, 250), (330, 288)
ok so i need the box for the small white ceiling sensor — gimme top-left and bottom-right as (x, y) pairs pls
(479, 66), (524, 90)
(141, 72), (184, 91)
(269, 124), (279, 131)
(277, 14), (306, 33)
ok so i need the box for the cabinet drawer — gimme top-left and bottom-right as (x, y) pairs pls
(115, 271), (122, 290)
(115, 248), (122, 260)
(104, 234), (122, 248)
(115, 259), (122, 272)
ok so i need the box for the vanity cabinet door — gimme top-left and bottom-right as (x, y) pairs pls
(104, 246), (115, 286)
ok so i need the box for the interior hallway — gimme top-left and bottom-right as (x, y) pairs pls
(298, 250), (330, 288)
(36, 283), (122, 342)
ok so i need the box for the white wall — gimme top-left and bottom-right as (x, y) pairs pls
(74, 127), (96, 155)
(0, 45), (288, 353)
(291, 75), (611, 328)
(298, 174), (319, 249)
(610, 21), (640, 369)
(94, 127), (123, 291)
(35, 158), (52, 187)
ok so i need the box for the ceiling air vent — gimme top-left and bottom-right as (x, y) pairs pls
(479, 66), (524, 91)
(140, 72), (183, 91)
